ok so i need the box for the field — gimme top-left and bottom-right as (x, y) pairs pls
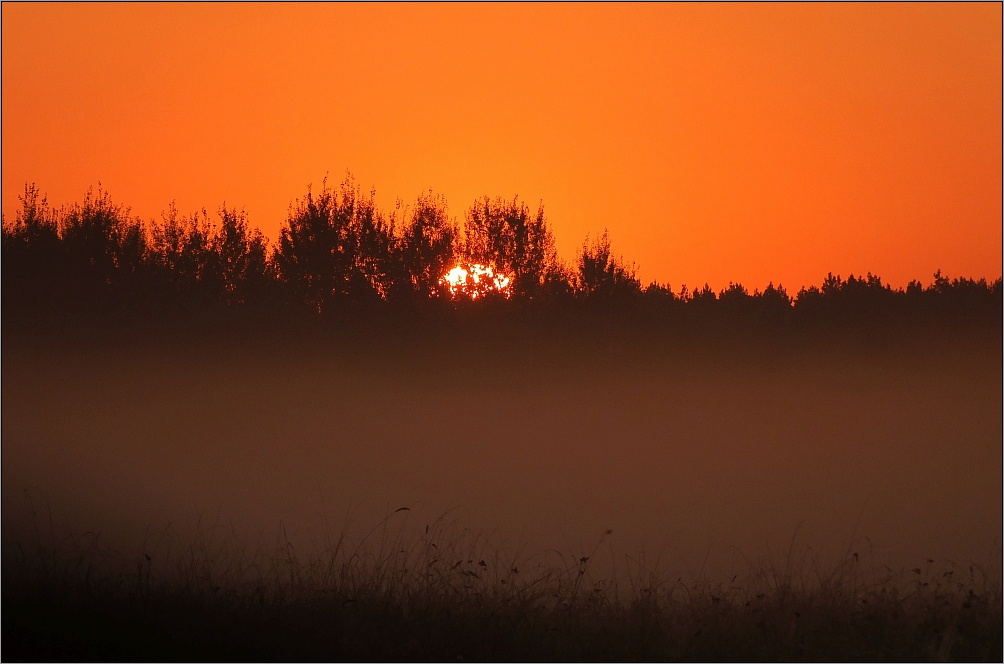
(2, 311), (1001, 660)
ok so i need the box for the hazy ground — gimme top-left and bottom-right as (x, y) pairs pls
(3, 320), (1001, 579)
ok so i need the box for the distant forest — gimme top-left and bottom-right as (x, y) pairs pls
(3, 179), (1001, 326)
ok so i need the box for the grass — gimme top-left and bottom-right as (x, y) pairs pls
(3, 508), (1001, 662)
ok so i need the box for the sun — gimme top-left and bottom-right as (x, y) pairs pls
(440, 263), (513, 300)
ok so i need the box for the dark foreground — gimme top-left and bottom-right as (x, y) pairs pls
(5, 590), (1000, 662)
(4, 307), (1002, 662)
(3, 526), (1002, 663)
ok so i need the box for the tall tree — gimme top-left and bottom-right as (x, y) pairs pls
(576, 230), (640, 298)
(2, 184), (62, 309)
(391, 191), (457, 299)
(464, 196), (560, 299)
(59, 185), (148, 305)
(274, 175), (393, 311)
(149, 204), (219, 305)
(214, 206), (272, 306)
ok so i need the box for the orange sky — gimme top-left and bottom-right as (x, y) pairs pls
(3, 3), (1001, 291)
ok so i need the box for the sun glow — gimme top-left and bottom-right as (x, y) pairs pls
(440, 263), (513, 300)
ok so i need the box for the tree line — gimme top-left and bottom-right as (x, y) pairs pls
(2, 179), (1000, 321)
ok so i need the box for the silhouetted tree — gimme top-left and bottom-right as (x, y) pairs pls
(690, 284), (717, 307)
(796, 273), (898, 322)
(576, 230), (641, 299)
(754, 282), (792, 313)
(214, 206), (272, 306)
(3, 181), (1000, 330)
(2, 184), (63, 310)
(59, 185), (148, 306)
(540, 261), (576, 301)
(464, 196), (561, 299)
(718, 282), (750, 304)
(756, 282), (790, 304)
(389, 191), (458, 300)
(925, 270), (1001, 308)
(148, 203), (218, 305)
(638, 282), (679, 320)
(274, 176), (393, 312)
